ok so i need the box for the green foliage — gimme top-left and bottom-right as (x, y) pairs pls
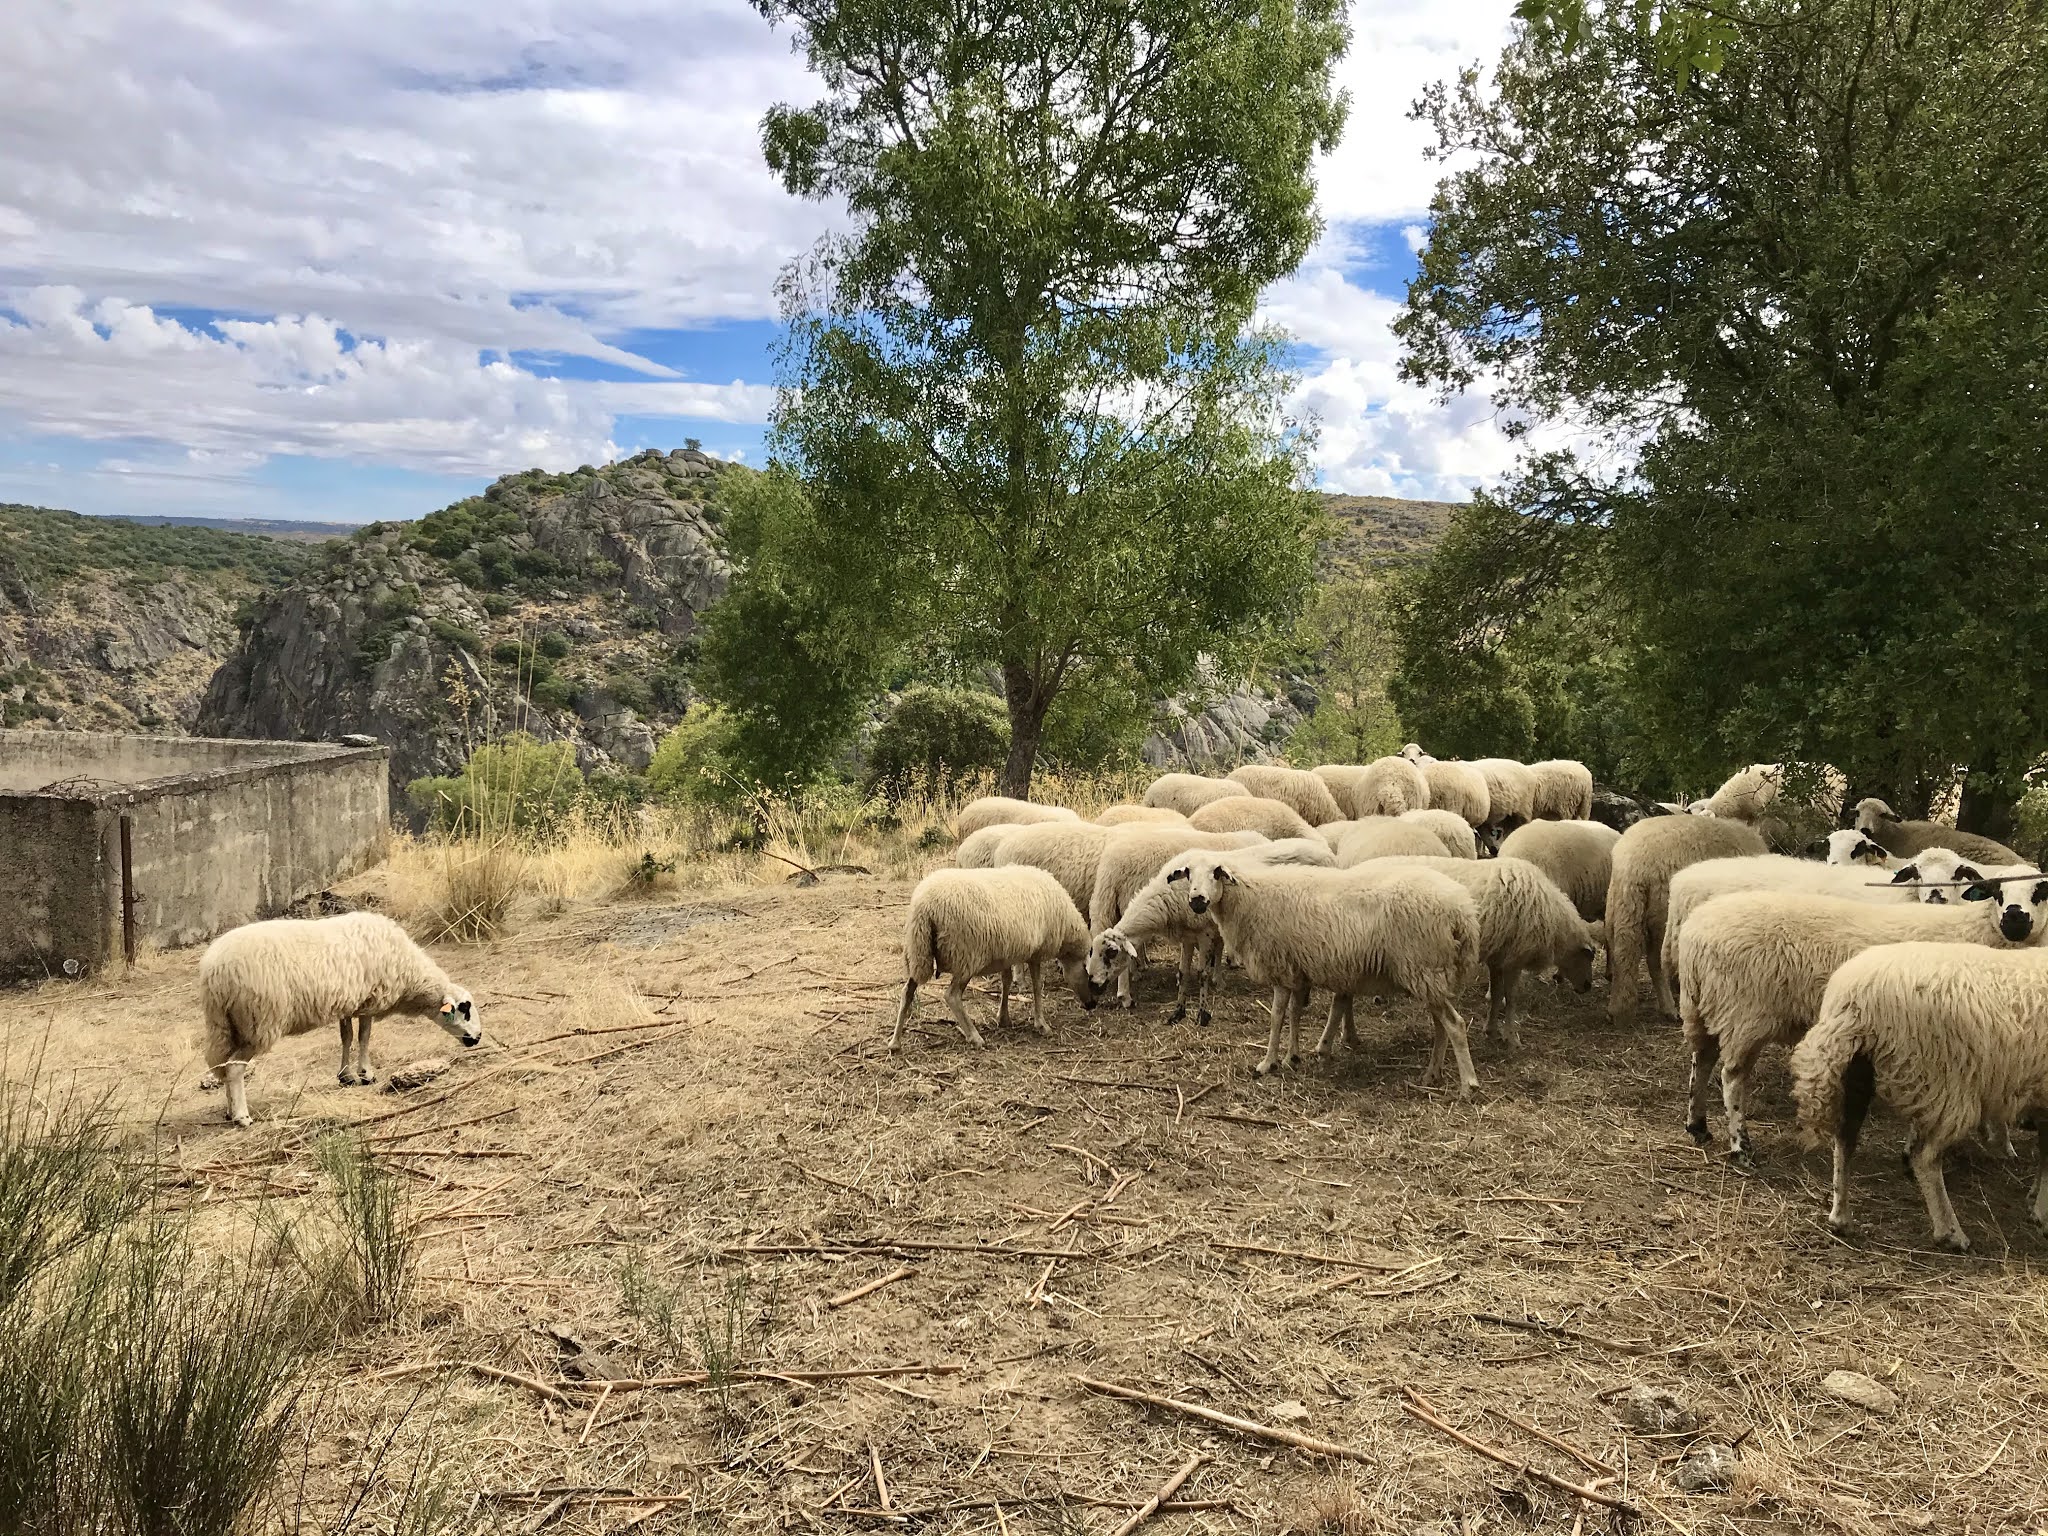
(864, 686), (1009, 800)
(406, 734), (585, 837)
(1283, 576), (1404, 767)
(313, 1135), (416, 1328)
(1038, 663), (1153, 776)
(646, 706), (755, 812)
(537, 629), (571, 659)
(1512, 0), (1739, 78)
(724, 0), (1350, 795)
(0, 665), (61, 728)
(1398, 0), (2048, 805)
(425, 618), (483, 656)
(0, 504), (311, 591)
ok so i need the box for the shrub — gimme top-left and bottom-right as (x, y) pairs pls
(864, 686), (1009, 801)
(426, 618), (483, 656)
(646, 706), (753, 811)
(406, 735), (583, 839)
(537, 629), (572, 659)
(314, 1135), (416, 1327)
(425, 845), (529, 944)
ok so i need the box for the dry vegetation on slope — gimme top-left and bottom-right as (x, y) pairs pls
(5, 810), (2046, 1534)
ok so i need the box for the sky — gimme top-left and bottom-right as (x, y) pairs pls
(0, 0), (1522, 525)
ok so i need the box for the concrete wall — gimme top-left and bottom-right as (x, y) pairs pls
(0, 732), (389, 980)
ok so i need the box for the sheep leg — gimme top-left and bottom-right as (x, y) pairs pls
(946, 978), (987, 1049)
(354, 1016), (376, 1085)
(1720, 1041), (1756, 1160)
(1425, 1001), (1479, 1096)
(1254, 986), (1290, 1076)
(1286, 981), (1310, 1069)
(995, 968), (1012, 1031)
(889, 978), (919, 1053)
(1028, 960), (1051, 1036)
(2031, 1129), (2048, 1232)
(337, 1018), (357, 1085)
(1315, 994), (1347, 1059)
(1908, 1139), (1970, 1253)
(1194, 933), (1219, 1028)
(1826, 1136), (1856, 1233)
(1167, 935), (1194, 1022)
(222, 1061), (253, 1128)
(1489, 966), (1523, 1051)
(1647, 916), (1678, 1018)
(1685, 1034), (1719, 1146)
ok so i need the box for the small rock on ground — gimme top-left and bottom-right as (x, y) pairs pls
(383, 1057), (451, 1093)
(1617, 1385), (1702, 1435)
(1673, 1442), (1739, 1492)
(1821, 1369), (1898, 1414)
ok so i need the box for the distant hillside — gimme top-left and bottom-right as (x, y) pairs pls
(100, 513), (361, 543)
(0, 503), (317, 731)
(1318, 492), (1459, 573)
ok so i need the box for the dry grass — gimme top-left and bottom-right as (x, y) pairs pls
(5, 817), (2046, 1533)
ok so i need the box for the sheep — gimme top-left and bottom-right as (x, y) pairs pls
(1375, 855), (1597, 1049)
(1683, 880), (2048, 1161)
(1084, 837), (1335, 1021)
(1791, 933), (2048, 1250)
(891, 867), (1097, 1051)
(1853, 797), (2021, 865)
(1399, 808), (1479, 860)
(198, 913), (480, 1128)
(1311, 764), (1373, 818)
(1227, 764), (1346, 826)
(1701, 763), (1783, 822)
(1316, 818), (1364, 853)
(1177, 855), (1482, 1089)
(955, 796), (1079, 839)
(1605, 814), (1768, 1024)
(1400, 743), (1431, 763)
(1142, 773), (1250, 816)
(1188, 795), (1316, 841)
(1088, 826), (1265, 935)
(1527, 759), (1595, 821)
(1094, 804), (1188, 827)
(1334, 819), (1446, 867)
(955, 825), (1015, 869)
(1318, 758), (1430, 818)
(990, 820), (1112, 916)
(1419, 760), (1491, 829)
(1822, 829), (1892, 866)
(1497, 820), (1621, 923)
(1471, 759), (1537, 835)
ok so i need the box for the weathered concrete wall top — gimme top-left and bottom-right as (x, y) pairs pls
(0, 729), (347, 795)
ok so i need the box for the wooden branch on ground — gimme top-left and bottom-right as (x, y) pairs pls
(1055, 1075), (1182, 1095)
(1109, 1454), (1206, 1536)
(827, 1266), (916, 1310)
(1210, 1239), (1418, 1272)
(366, 1106), (518, 1144)
(1482, 1405), (1616, 1477)
(724, 1238), (1106, 1261)
(1398, 1387), (1639, 1516)
(867, 1439), (892, 1512)
(1076, 1375), (1378, 1463)
(1199, 1111), (1281, 1129)
(1472, 1312), (1688, 1357)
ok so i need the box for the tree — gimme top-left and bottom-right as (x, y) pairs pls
(724, 0), (1349, 796)
(1396, 0), (2048, 816)
(864, 686), (1009, 801)
(1282, 576), (1405, 768)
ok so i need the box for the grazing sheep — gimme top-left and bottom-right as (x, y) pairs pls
(955, 796), (1079, 839)
(1605, 815), (1769, 1024)
(1702, 764), (1784, 823)
(1085, 838), (1334, 1019)
(198, 913), (480, 1128)
(1792, 934), (2048, 1250)
(1823, 830), (1893, 866)
(1853, 798), (2021, 865)
(955, 825), (1015, 869)
(1227, 764), (1346, 826)
(1528, 759), (1595, 821)
(1178, 856), (1482, 1089)
(1375, 855), (1597, 1049)
(1088, 827), (1265, 934)
(1318, 758), (1430, 818)
(1471, 759), (1538, 835)
(1316, 818), (1364, 853)
(1142, 773), (1250, 816)
(1311, 765), (1374, 819)
(1497, 820), (1621, 924)
(891, 867), (1097, 1051)
(1188, 795), (1316, 841)
(1399, 808), (1479, 860)
(990, 820), (1112, 916)
(1420, 760), (1491, 829)
(1335, 819), (1446, 867)
(1094, 804), (1188, 827)
(1682, 881), (2048, 1158)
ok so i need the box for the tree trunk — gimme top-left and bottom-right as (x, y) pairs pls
(999, 661), (1052, 799)
(1957, 757), (2020, 842)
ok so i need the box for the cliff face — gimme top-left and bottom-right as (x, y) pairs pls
(196, 449), (735, 798)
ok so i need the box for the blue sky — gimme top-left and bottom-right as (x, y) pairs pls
(0, 0), (1524, 526)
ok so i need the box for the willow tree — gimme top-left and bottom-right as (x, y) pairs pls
(717, 0), (1348, 796)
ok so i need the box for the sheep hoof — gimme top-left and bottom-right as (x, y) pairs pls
(359, 1069), (377, 1085)
(1253, 1060), (1275, 1078)
(1937, 1233), (1972, 1255)
(1167, 1004), (1186, 1023)
(1685, 1119), (1710, 1146)
(228, 1110), (252, 1128)
(1117, 996), (1133, 1011)
(337, 1070), (354, 1087)
(1195, 1009), (1212, 1028)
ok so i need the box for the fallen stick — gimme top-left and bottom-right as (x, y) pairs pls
(379, 1147), (524, 1159)
(1473, 1193), (1585, 1206)
(1200, 1111), (1281, 1129)
(1482, 1405), (1616, 1477)
(552, 1360), (969, 1393)
(828, 1267), (916, 1310)
(1301, 1256), (1447, 1302)
(1055, 1075), (1182, 1096)
(1109, 1453), (1206, 1536)
(868, 1439), (892, 1512)
(1076, 1375), (1377, 1463)
(519, 1019), (681, 1049)
(1210, 1239), (1417, 1272)
(367, 1106), (518, 1144)
(1471, 1312), (1683, 1358)
(1049, 1142), (1118, 1177)
(553, 1026), (689, 1069)
(725, 1239), (1104, 1261)
(371, 1359), (575, 1405)
(1398, 1388), (1638, 1516)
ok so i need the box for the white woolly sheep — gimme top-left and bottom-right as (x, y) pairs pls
(1227, 764), (1346, 826)
(1792, 931), (2048, 1250)
(1605, 814), (1768, 1024)
(1088, 827), (1265, 934)
(891, 866), (1097, 1051)
(1094, 804), (1189, 827)
(1420, 760), (1491, 829)
(1142, 773), (1250, 816)
(1317, 758), (1430, 818)
(990, 820), (1112, 916)
(1399, 808), (1479, 860)
(198, 913), (480, 1128)
(955, 796), (1080, 840)
(1659, 853), (1921, 1007)
(1375, 855), (1597, 1049)
(1400, 743), (1431, 763)
(1311, 764), (1374, 818)
(955, 825), (1015, 869)
(1681, 880), (2048, 1159)
(1470, 759), (1537, 834)
(1853, 797), (2022, 865)
(1497, 820), (1621, 923)
(1823, 830), (1892, 867)
(1178, 855), (1482, 1089)
(1701, 763), (1783, 822)
(1335, 819), (1447, 867)
(1527, 759), (1595, 821)
(1187, 795), (1316, 841)
(1316, 818), (1363, 853)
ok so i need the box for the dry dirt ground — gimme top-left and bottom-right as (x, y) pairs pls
(6, 869), (2048, 1535)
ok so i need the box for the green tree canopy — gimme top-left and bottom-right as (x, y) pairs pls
(715, 0), (1350, 795)
(1395, 0), (2048, 819)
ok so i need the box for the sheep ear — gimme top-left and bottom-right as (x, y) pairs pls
(1955, 865), (1983, 884)
(1213, 865), (1239, 885)
(439, 997), (456, 1015)
(1857, 840), (1881, 861)
(458, 998), (473, 1018)
(1890, 866), (1919, 884)
(1165, 866), (1188, 883)
(1960, 882), (1995, 902)
(2034, 882), (2048, 907)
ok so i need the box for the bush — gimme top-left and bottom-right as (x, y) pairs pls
(864, 686), (1009, 800)
(537, 629), (572, 659)
(405, 735), (584, 838)
(425, 845), (529, 943)
(646, 706), (753, 811)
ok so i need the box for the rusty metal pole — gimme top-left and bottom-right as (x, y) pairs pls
(118, 814), (137, 968)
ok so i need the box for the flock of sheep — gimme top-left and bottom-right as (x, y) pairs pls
(896, 752), (2048, 1253)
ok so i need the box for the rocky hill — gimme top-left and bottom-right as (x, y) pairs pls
(197, 448), (734, 795)
(0, 504), (313, 732)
